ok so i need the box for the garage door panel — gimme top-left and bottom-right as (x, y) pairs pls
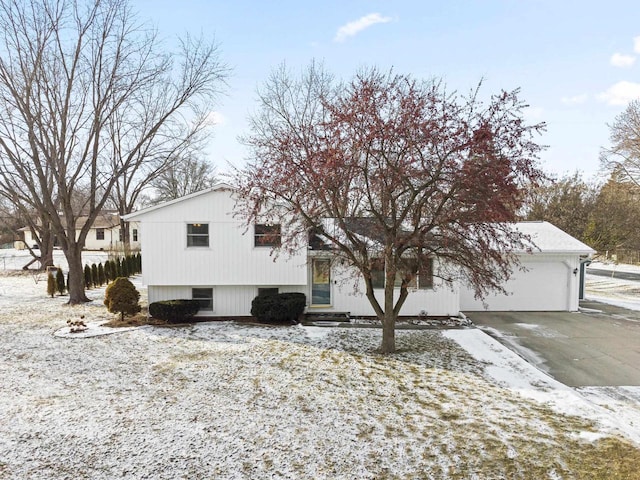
(460, 261), (568, 311)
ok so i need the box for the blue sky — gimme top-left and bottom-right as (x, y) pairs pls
(133, 0), (640, 179)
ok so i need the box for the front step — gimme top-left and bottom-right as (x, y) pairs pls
(303, 312), (350, 325)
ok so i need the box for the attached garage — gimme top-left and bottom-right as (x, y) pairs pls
(460, 222), (594, 312)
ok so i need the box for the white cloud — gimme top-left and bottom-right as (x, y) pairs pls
(334, 13), (392, 43)
(610, 53), (636, 68)
(598, 81), (640, 106)
(634, 35), (640, 54)
(204, 111), (226, 127)
(561, 94), (588, 105)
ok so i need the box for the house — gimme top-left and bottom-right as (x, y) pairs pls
(123, 184), (595, 317)
(19, 212), (140, 251)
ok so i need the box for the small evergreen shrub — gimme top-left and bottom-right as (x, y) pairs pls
(84, 264), (92, 288)
(122, 257), (129, 277)
(104, 277), (141, 321)
(98, 263), (105, 286)
(47, 271), (56, 298)
(149, 299), (200, 323)
(250, 292), (306, 324)
(56, 266), (65, 295)
(91, 263), (99, 286)
(104, 260), (113, 282)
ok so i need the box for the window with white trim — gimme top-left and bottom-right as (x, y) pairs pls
(187, 223), (209, 247)
(192, 288), (213, 311)
(254, 224), (281, 247)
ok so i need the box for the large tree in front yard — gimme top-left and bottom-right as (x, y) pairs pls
(235, 64), (545, 353)
(0, 0), (227, 303)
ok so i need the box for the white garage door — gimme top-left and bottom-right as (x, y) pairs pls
(460, 260), (570, 311)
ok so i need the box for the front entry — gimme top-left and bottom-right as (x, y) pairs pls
(311, 258), (331, 306)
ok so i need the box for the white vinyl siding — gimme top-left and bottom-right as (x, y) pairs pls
(149, 285), (306, 316)
(136, 189), (307, 288)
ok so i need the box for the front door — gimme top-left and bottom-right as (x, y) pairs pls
(311, 258), (331, 306)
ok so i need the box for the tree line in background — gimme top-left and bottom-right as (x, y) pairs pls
(47, 254), (142, 298)
(525, 100), (640, 263)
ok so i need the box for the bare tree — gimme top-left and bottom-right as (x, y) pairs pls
(601, 99), (640, 186)
(149, 153), (217, 203)
(235, 64), (545, 353)
(0, 0), (228, 303)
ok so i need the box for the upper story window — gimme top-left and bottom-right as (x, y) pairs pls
(254, 224), (281, 247)
(187, 223), (209, 247)
(132, 229), (138, 242)
(96, 228), (105, 240)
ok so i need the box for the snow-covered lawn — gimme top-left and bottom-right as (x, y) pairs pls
(1, 266), (640, 478)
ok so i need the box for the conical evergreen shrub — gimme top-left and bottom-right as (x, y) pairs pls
(56, 266), (65, 295)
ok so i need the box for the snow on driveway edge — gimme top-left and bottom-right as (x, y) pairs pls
(444, 329), (640, 446)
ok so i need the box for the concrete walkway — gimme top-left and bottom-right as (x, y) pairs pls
(465, 302), (640, 387)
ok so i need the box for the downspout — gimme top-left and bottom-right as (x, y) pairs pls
(579, 257), (592, 301)
(562, 259), (580, 311)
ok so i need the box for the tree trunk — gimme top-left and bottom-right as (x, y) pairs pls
(65, 245), (90, 304)
(380, 314), (396, 354)
(39, 230), (55, 269)
(380, 259), (397, 354)
(120, 219), (131, 255)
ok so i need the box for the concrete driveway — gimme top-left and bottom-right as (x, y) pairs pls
(465, 301), (640, 387)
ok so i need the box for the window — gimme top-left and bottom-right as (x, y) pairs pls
(192, 288), (213, 311)
(132, 229), (138, 242)
(369, 258), (433, 290)
(254, 224), (281, 247)
(96, 228), (105, 240)
(258, 287), (279, 297)
(119, 229), (124, 242)
(187, 223), (209, 247)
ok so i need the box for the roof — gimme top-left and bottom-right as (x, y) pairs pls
(122, 183), (235, 220)
(19, 212), (121, 231)
(514, 221), (595, 255)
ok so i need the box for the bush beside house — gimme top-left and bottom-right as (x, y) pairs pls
(251, 292), (306, 324)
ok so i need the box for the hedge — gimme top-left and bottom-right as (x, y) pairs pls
(149, 299), (201, 323)
(250, 292), (306, 324)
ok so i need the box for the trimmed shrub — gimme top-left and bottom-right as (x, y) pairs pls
(47, 271), (56, 298)
(91, 264), (99, 286)
(104, 277), (141, 321)
(104, 260), (113, 282)
(84, 264), (92, 289)
(250, 292), (306, 324)
(122, 257), (129, 277)
(98, 263), (105, 286)
(149, 299), (200, 323)
(56, 266), (65, 295)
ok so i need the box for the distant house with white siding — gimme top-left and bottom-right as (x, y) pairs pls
(20, 213), (140, 251)
(123, 184), (595, 317)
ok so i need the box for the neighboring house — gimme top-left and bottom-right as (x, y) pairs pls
(124, 184), (595, 317)
(19, 213), (140, 251)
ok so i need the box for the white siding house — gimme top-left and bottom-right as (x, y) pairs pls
(20, 213), (140, 251)
(125, 184), (595, 317)
(123, 184), (308, 316)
